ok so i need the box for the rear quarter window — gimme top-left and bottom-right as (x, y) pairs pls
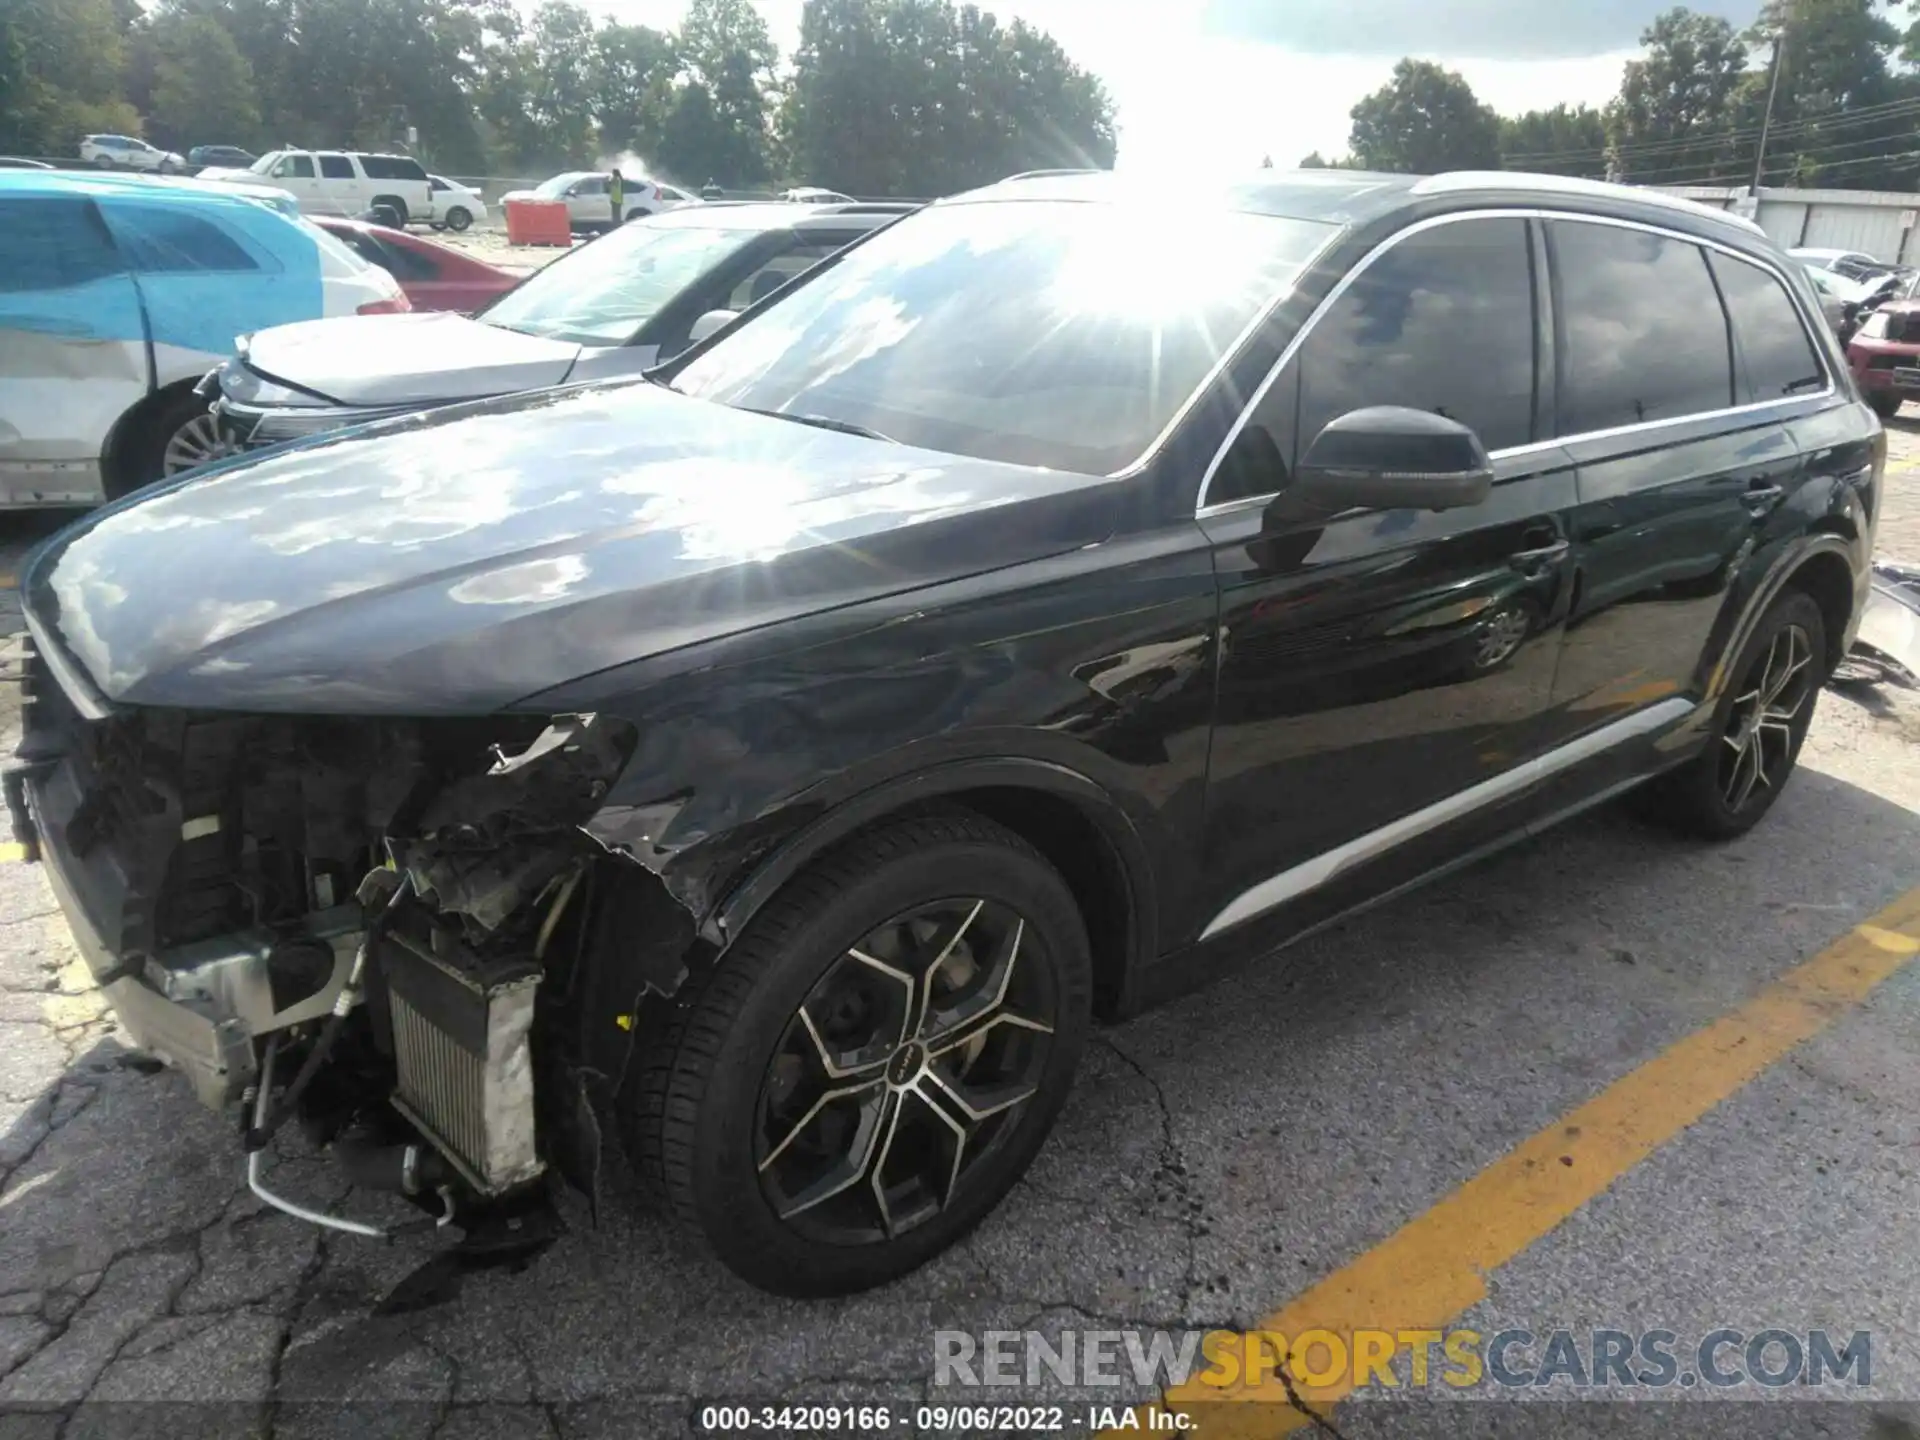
(103, 204), (261, 273)
(1551, 220), (1734, 435)
(1707, 253), (1827, 402)
(362, 155), (429, 182)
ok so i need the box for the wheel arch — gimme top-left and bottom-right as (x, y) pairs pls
(1712, 532), (1864, 701)
(704, 759), (1160, 1020)
(98, 375), (201, 496)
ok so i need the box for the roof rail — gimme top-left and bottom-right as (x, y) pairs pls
(1001, 168), (1105, 182)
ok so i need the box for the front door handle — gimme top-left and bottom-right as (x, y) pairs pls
(1509, 539), (1570, 576)
(1743, 483), (1786, 515)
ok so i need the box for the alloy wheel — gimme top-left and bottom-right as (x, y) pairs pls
(161, 412), (233, 476)
(755, 897), (1056, 1245)
(1719, 622), (1814, 812)
(1473, 605), (1531, 669)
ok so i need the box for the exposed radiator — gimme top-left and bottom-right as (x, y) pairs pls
(383, 930), (544, 1194)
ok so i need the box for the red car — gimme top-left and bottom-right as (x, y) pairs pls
(1846, 299), (1920, 419)
(312, 216), (520, 313)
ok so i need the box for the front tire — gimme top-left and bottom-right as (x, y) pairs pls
(1870, 391), (1903, 420)
(1633, 589), (1825, 839)
(627, 810), (1092, 1296)
(92, 154), (114, 169)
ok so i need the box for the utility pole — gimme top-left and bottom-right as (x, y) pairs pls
(1751, 26), (1787, 195)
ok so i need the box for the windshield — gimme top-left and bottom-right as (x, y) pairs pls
(248, 152), (281, 174)
(478, 221), (763, 345)
(668, 200), (1332, 475)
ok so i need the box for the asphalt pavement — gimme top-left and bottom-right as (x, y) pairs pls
(0, 430), (1918, 1439)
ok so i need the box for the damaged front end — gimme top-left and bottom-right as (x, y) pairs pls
(6, 643), (662, 1254)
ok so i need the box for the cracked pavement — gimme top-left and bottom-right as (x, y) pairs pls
(0, 438), (1918, 1438)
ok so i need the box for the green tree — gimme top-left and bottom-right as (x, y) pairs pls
(1347, 58), (1500, 174)
(668, 0), (777, 182)
(145, 12), (259, 148)
(1499, 103), (1608, 176)
(592, 21), (676, 160)
(780, 0), (1113, 196)
(1743, 0), (1906, 188)
(0, 0), (141, 155)
(1605, 9), (1748, 184)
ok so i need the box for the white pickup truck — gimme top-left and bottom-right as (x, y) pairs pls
(197, 150), (435, 225)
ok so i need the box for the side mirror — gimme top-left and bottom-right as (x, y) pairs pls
(688, 308), (740, 345)
(1291, 406), (1493, 513)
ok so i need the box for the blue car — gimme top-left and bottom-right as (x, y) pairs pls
(0, 170), (409, 507)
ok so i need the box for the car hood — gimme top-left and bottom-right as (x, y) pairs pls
(24, 381), (1118, 715)
(196, 166), (260, 183)
(238, 313), (582, 407)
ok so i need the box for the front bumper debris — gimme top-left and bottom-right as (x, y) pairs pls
(15, 759), (363, 1108)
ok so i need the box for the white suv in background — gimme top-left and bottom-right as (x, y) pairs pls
(80, 135), (186, 173)
(198, 150), (434, 224)
(500, 171), (699, 231)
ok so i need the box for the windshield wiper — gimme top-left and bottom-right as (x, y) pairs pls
(737, 406), (897, 443)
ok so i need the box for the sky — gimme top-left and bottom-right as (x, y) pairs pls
(598, 0), (1768, 174)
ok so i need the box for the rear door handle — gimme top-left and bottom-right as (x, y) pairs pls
(1509, 539), (1570, 575)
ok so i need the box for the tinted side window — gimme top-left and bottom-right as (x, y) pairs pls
(1295, 216), (1536, 458)
(318, 154), (355, 180)
(364, 156), (428, 182)
(727, 241), (839, 309)
(1552, 221), (1733, 435)
(0, 198), (124, 294)
(106, 205), (259, 273)
(1708, 253), (1826, 401)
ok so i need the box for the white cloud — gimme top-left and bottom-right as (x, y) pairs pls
(590, 0), (1638, 175)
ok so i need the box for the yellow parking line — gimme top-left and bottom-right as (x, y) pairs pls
(0, 843), (26, 864)
(1122, 882), (1920, 1437)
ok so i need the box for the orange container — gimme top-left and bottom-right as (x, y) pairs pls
(504, 198), (571, 247)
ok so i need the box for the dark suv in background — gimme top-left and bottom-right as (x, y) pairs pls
(11, 169), (1880, 1298)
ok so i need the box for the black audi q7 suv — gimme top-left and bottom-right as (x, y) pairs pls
(8, 169), (1881, 1296)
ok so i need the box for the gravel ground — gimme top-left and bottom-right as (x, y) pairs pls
(0, 410), (1914, 1439)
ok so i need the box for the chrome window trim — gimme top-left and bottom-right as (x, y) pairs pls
(1193, 207), (1839, 517)
(1197, 696), (1696, 941)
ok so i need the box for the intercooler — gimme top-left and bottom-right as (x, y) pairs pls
(382, 929), (546, 1195)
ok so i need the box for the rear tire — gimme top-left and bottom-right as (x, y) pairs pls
(1632, 590), (1825, 840)
(1870, 391), (1903, 420)
(443, 206), (472, 232)
(370, 194), (408, 225)
(624, 207), (652, 223)
(625, 810), (1092, 1297)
